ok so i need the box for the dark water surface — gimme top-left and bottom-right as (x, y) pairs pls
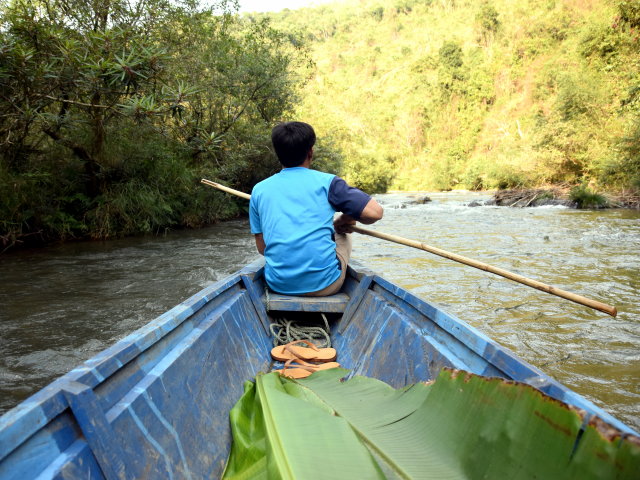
(1, 192), (639, 431)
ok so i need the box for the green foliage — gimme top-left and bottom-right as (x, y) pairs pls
(370, 6), (384, 21)
(311, 136), (344, 175)
(555, 73), (597, 120)
(617, 0), (640, 29)
(0, 0), (310, 250)
(395, 1), (415, 14)
(260, 0), (640, 194)
(6, 0), (638, 250)
(466, 54), (496, 107)
(579, 23), (625, 61)
(619, 119), (640, 187)
(569, 184), (609, 208)
(438, 41), (464, 69)
(343, 151), (395, 194)
(476, 2), (500, 44)
(224, 368), (640, 479)
(493, 168), (529, 190)
(603, 115), (640, 189)
(477, 3), (499, 32)
(437, 40), (469, 100)
(430, 156), (460, 191)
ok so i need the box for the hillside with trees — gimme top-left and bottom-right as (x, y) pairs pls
(260, 0), (640, 194)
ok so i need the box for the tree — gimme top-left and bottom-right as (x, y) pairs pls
(0, 0), (307, 249)
(476, 2), (500, 45)
(0, 0), (186, 197)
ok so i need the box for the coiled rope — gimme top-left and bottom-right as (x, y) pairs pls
(265, 287), (332, 348)
(268, 315), (332, 348)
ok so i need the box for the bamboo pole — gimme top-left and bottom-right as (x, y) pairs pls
(200, 178), (618, 317)
(201, 179), (251, 200)
(350, 226), (616, 316)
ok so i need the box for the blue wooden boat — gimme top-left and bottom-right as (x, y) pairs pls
(0, 259), (636, 479)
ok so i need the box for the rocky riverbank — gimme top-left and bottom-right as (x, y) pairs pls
(487, 189), (576, 208)
(468, 188), (640, 209)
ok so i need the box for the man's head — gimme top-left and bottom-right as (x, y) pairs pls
(271, 121), (316, 168)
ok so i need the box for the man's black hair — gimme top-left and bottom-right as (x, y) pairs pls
(271, 121), (316, 168)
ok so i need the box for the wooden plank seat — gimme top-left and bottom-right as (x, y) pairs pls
(262, 292), (350, 312)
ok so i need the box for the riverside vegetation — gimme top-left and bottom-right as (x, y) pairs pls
(1, 0), (639, 251)
(259, 0), (640, 196)
(0, 0), (314, 251)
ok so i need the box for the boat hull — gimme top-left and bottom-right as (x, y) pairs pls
(0, 259), (634, 479)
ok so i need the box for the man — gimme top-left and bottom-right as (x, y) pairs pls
(249, 121), (383, 296)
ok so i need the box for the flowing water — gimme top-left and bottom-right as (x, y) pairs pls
(1, 192), (639, 431)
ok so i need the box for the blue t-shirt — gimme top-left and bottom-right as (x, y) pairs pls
(249, 167), (370, 294)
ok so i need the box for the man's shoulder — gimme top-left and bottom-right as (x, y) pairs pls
(309, 169), (336, 180)
(302, 169), (335, 188)
(253, 169), (336, 195)
(252, 173), (280, 194)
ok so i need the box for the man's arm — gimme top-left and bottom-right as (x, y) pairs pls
(255, 233), (265, 255)
(358, 198), (383, 224)
(334, 198), (383, 233)
(329, 177), (384, 232)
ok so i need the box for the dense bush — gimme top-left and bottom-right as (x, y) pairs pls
(569, 184), (609, 208)
(475, 2), (500, 45)
(617, 0), (640, 29)
(342, 150), (396, 194)
(0, 0), (312, 251)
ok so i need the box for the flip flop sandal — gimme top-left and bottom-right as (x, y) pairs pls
(276, 358), (341, 379)
(271, 339), (337, 363)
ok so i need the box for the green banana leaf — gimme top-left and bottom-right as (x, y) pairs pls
(222, 373), (385, 479)
(222, 368), (640, 480)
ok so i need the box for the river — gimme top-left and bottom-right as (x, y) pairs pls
(1, 192), (638, 431)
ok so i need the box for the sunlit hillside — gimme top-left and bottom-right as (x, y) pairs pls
(259, 0), (640, 192)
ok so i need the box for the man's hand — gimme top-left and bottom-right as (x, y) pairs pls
(334, 214), (356, 234)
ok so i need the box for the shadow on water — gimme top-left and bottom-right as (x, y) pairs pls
(1, 193), (639, 431)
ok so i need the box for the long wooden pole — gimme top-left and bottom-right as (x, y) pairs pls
(201, 178), (618, 317)
(201, 179), (251, 200)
